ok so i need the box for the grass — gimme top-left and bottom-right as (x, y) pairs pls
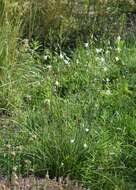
(0, 38), (136, 189)
(0, 1), (136, 190)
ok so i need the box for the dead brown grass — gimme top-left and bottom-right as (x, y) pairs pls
(0, 174), (86, 190)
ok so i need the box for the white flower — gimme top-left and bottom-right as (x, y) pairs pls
(84, 43), (89, 48)
(98, 166), (104, 170)
(85, 128), (89, 132)
(55, 81), (59, 86)
(103, 67), (108, 72)
(11, 151), (16, 157)
(24, 160), (31, 165)
(65, 55), (70, 61)
(106, 78), (110, 83)
(13, 166), (17, 171)
(6, 144), (11, 149)
(105, 50), (109, 54)
(109, 152), (115, 156)
(44, 99), (50, 105)
(32, 134), (37, 140)
(117, 36), (121, 41)
(46, 65), (52, 71)
(96, 57), (100, 61)
(83, 143), (88, 148)
(95, 103), (99, 108)
(43, 55), (48, 60)
(101, 57), (105, 63)
(96, 48), (102, 53)
(25, 95), (31, 101)
(117, 47), (121, 53)
(22, 39), (29, 50)
(105, 89), (111, 95)
(61, 162), (64, 166)
(64, 59), (69, 65)
(76, 59), (79, 64)
(115, 57), (119, 62)
(70, 139), (75, 144)
(60, 53), (64, 59)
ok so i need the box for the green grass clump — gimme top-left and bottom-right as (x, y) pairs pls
(0, 36), (136, 189)
(0, 1), (136, 189)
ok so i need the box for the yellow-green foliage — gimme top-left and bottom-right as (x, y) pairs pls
(20, 0), (88, 41)
(0, 0), (135, 57)
(0, 0), (20, 84)
(1, 0), (135, 44)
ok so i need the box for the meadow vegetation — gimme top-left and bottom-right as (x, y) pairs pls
(0, 0), (136, 189)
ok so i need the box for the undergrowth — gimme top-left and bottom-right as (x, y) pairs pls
(0, 0), (136, 190)
(0, 38), (136, 189)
